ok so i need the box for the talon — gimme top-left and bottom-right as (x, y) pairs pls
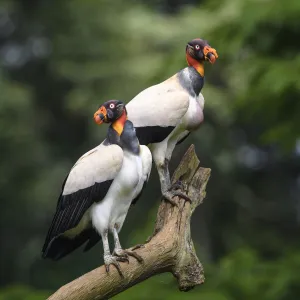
(116, 256), (129, 263)
(171, 180), (184, 191)
(114, 251), (129, 263)
(162, 191), (179, 206)
(162, 190), (192, 205)
(113, 249), (129, 262)
(112, 261), (123, 277)
(104, 255), (123, 277)
(132, 244), (145, 251)
(173, 191), (192, 203)
(127, 250), (143, 263)
(114, 249), (143, 263)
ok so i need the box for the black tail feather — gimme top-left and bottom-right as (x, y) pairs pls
(84, 230), (101, 252)
(42, 227), (100, 260)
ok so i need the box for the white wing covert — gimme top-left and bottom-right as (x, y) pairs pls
(126, 78), (190, 128)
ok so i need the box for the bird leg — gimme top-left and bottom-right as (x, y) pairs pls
(102, 229), (123, 277)
(112, 226), (143, 263)
(169, 178), (192, 203)
(171, 179), (185, 191)
(157, 159), (177, 206)
(159, 159), (192, 205)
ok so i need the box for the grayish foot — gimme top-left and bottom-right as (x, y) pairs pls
(131, 244), (145, 251)
(113, 248), (143, 263)
(172, 179), (185, 191)
(104, 254), (123, 277)
(162, 188), (192, 206)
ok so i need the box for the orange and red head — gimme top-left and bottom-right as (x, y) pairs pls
(94, 100), (127, 125)
(186, 38), (218, 75)
(94, 100), (128, 135)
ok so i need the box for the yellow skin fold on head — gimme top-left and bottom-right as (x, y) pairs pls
(112, 110), (128, 136)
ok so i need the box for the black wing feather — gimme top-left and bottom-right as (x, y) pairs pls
(135, 126), (175, 145)
(42, 179), (113, 259)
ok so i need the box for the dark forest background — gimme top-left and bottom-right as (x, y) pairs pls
(0, 0), (300, 299)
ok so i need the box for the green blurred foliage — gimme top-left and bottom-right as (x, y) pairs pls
(0, 285), (49, 300)
(115, 248), (300, 300)
(0, 0), (299, 299)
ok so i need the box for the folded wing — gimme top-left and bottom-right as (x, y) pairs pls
(42, 144), (123, 259)
(126, 77), (190, 145)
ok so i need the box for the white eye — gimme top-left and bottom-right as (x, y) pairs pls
(109, 103), (115, 109)
(195, 45), (200, 50)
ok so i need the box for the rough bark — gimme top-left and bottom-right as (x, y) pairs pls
(48, 144), (211, 300)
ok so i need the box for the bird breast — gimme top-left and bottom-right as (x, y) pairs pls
(183, 95), (204, 131)
(117, 151), (142, 195)
(90, 151), (143, 234)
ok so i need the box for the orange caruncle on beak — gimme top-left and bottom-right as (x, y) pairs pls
(94, 106), (107, 125)
(203, 46), (218, 64)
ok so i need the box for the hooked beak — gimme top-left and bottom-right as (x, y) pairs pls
(94, 106), (107, 125)
(203, 46), (218, 64)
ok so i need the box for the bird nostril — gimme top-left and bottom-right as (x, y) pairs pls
(99, 113), (105, 121)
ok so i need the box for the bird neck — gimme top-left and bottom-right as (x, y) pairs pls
(112, 110), (128, 136)
(186, 53), (204, 77)
(120, 120), (140, 155)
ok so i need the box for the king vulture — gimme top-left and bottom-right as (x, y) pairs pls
(126, 38), (218, 204)
(42, 100), (152, 273)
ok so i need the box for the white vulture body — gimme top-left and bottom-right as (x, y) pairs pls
(91, 144), (149, 236)
(42, 101), (152, 270)
(126, 38), (217, 202)
(126, 68), (205, 199)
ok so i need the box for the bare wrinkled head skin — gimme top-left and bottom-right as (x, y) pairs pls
(94, 100), (126, 125)
(186, 38), (218, 64)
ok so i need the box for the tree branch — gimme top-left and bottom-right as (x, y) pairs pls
(48, 144), (211, 300)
